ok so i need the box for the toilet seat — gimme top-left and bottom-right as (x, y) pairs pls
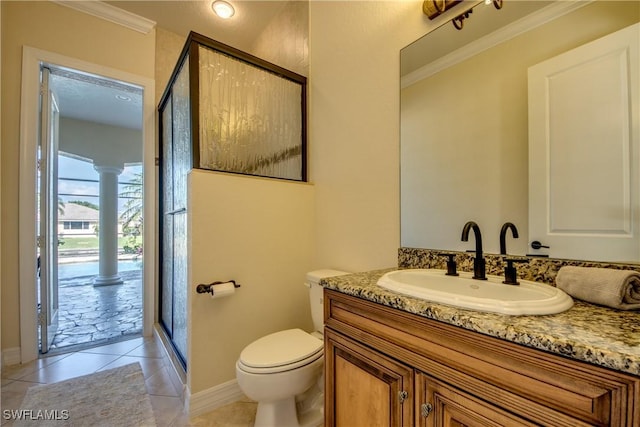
(239, 329), (323, 374)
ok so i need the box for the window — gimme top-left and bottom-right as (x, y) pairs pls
(63, 221), (90, 230)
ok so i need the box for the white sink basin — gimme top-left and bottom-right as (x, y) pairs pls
(377, 269), (573, 315)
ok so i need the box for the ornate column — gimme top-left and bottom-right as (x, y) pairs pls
(93, 164), (124, 286)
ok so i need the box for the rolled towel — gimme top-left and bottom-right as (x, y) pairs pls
(556, 266), (640, 310)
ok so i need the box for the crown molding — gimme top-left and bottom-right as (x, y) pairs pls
(51, 0), (156, 34)
(401, 0), (593, 88)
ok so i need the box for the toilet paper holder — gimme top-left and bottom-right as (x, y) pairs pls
(196, 280), (241, 295)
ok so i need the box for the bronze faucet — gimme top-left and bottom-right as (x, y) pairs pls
(461, 221), (486, 280)
(499, 222), (519, 255)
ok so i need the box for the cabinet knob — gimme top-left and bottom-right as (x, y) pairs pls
(421, 402), (433, 418)
(398, 390), (408, 403)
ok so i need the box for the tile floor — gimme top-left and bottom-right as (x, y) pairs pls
(1, 335), (257, 426)
(51, 268), (143, 349)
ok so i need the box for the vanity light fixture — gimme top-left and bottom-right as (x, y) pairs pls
(453, 0), (502, 30)
(422, 0), (461, 19)
(212, 0), (235, 19)
(452, 9), (472, 30)
(489, 0), (503, 10)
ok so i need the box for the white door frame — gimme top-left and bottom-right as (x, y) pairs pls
(19, 46), (156, 363)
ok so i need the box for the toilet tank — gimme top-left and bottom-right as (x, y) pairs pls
(305, 269), (348, 333)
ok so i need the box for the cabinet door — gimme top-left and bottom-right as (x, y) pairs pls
(416, 372), (536, 427)
(325, 330), (413, 427)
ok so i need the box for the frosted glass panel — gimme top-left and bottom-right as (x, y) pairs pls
(161, 98), (174, 332)
(174, 62), (191, 209)
(198, 46), (303, 180)
(172, 212), (188, 360)
(171, 60), (191, 362)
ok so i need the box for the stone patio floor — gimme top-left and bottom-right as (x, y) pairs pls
(48, 268), (143, 351)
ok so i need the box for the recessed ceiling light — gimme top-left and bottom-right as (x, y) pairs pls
(115, 94), (132, 102)
(212, 0), (235, 19)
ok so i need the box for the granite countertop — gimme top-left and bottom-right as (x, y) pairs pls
(321, 268), (640, 376)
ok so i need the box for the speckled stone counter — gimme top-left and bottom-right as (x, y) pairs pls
(321, 268), (640, 377)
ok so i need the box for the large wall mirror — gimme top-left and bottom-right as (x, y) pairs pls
(401, 0), (639, 261)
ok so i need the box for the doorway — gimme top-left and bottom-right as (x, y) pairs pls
(37, 65), (145, 354)
(20, 47), (156, 363)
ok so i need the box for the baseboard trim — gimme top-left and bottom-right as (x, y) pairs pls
(187, 379), (244, 417)
(2, 347), (21, 367)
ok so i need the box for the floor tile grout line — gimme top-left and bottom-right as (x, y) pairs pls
(145, 366), (182, 397)
(8, 337), (150, 383)
(1, 352), (73, 382)
(93, 353), (153, 374)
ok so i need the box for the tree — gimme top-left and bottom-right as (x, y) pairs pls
(119, 173), (143, 254)
(58, 197), (65, 215)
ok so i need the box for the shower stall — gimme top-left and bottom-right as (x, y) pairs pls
(158, 31), (307, 367)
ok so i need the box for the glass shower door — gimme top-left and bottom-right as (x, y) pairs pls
(160, 59), (191, 367)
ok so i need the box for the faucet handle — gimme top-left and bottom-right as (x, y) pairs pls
(437, 252), (459, 276)
(502, 257), (529, 285)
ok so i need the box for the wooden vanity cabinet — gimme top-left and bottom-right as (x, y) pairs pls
(325, 330), (413, 427)
(415, 372), (536, 427)
(323, 289), (640, 427)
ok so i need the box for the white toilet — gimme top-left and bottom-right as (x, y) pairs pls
(236, 269), (348, 427)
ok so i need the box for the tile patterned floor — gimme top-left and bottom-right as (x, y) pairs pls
(51, 269), (143, 349)
(1, 335), (257, 426)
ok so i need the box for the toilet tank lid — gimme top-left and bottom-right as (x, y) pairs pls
(306, 269), (349, 284)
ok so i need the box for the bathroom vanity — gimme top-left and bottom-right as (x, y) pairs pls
(322, 269), (640, 427)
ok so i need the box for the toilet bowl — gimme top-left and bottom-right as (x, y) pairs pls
(235, 270), (348, 427)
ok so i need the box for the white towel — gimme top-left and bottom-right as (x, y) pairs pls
(556, 266), (640, 310)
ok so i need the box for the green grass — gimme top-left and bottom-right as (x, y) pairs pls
(58, 236), (141, 250)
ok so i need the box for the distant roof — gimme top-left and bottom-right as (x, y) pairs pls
(59, 203), (99, 221)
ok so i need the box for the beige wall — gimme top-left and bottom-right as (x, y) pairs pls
(188, 171), (315, 394)
(155, 28), (185, 108)
(308, 1), (439, 272)
(251, 0), (308, 77)
(1, 1), (155, 352)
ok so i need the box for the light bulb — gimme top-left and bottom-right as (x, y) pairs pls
(212, 1), (235, 19)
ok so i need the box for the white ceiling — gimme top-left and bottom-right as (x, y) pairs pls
(51, 0), (294, 131)
(50, 70), (143, 130)
(105, 1), (291, 45)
